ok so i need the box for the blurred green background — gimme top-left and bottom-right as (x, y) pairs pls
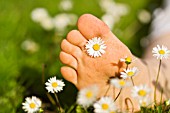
(0, 0), (162, 112)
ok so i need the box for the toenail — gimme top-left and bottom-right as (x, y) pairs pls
(85, 37), (107, 58)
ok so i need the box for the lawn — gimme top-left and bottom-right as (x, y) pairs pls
(0, 0), (162, 112)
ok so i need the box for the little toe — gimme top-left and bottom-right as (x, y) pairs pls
(59, 51), (77, 69)
(77, 14), (110, 39)
(61, 66), (77, 85)
(61, 39), (82, 59)
(67, 30), (87, 49)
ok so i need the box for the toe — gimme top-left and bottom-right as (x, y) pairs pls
(77, 14), (110, 39)
(61, 66), (77, 85)
(61, 39), (82, 59)
(67, 30), (87, 49)
(59, 51), (77, 69)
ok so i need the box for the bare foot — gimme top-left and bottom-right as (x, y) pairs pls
(59, 14), (166, 111)
(60, 14), (132, 96)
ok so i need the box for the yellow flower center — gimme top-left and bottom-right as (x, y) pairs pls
(29, 103), (36, 109)
(159, 50), (165, 55)
(125, 57), (132, 63)
(141, 101), (147, 107)
(93, 44), (100, 51)
(102, 103), (109, 110)
(52, 82), (58, 88)
(110, 111), (115, 113)
(86, 91), (93, 98)
(127, 71), (134, 77)
(119, 80), (125, 86)
(138, 90), (147, 96)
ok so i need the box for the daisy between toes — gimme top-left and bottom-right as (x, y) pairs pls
(85, 37), (107, 58)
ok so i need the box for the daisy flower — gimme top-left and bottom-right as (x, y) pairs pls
(85, 37), (107, 58)
(132, 84), (151, 99)
(31, 8), (49, 23)
(45, 76), (65, 93)
(77, 85), (98, 108)
(59, 0), (73, 11)
(22, 96), (42, 113)
(120, 56), (133, 64)
(110, 78), (131, 89)
(120, 67), (139, 79)
(152, 45), (170, 59)
(138, 96), (151, 107)
(94, 96), (117, 113)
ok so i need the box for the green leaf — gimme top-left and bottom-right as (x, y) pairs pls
(76, 105), (84, 113)
(157, 105), (162, 113)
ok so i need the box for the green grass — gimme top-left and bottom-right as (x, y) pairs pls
(0, 0), (163, 112)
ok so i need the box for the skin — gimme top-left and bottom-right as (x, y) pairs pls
(59, 14), (170, 112)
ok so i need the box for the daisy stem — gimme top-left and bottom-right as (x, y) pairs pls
(125, 97), (134, 112)
(46, 93), (56, 105)
(160, 88), (163, 105)
(66, 103), (77, 113)
(104, 84), (111, 96)
(131, 77), (135, 86)
(154, 59), (162, 105)
(114, 88), (122, 102)
(54, 93), (62, 112)
(113, 64), (128, 102)
(126, 64), (129, 70)
(84, 108), (89, 113)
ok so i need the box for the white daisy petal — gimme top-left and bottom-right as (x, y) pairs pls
(77, 85), (99, 108)
(152, 45), (170, 59)
(45, 76), (65, 93)
(22, 96), (42, 113)
(131, 84), (151, 99)
(85, 37), (107, 58)
(120, 67), (139, 79)
(31, 8), (49, 23)
(93, 96), (117, 113)
(110, 78), (132, 89)
(138, 96), (152, 107)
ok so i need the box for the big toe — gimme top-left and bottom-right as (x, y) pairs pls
(77, 14), (111, 39)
